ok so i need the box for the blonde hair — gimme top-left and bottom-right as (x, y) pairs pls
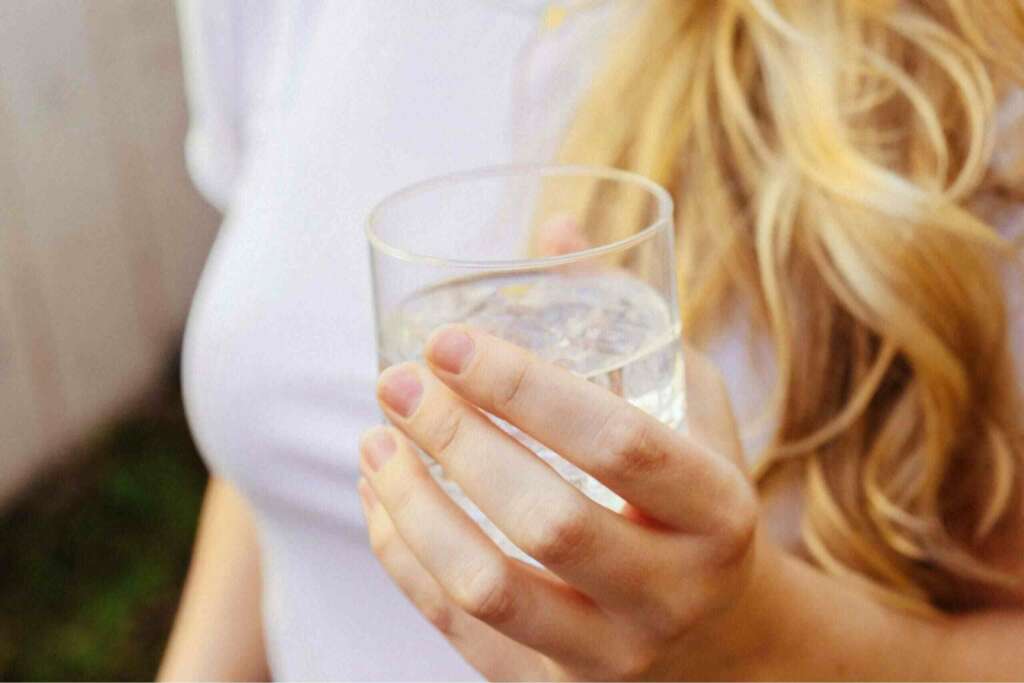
(559, 0), (1024, 611)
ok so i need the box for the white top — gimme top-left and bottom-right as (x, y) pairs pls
(176, 2), (1024, 680)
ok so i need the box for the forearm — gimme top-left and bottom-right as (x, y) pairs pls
(730, 539), (1024, 681)
(158, 477), (268, 681)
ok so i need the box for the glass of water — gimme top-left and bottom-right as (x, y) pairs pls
(367, 164), (682, 559)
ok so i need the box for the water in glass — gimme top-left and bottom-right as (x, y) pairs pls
(378, 269), (685, 561)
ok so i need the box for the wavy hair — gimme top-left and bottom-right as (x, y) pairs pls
(558, 0), (1024, 611)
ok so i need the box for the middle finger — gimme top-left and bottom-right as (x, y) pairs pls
(424, 326), (753, 536)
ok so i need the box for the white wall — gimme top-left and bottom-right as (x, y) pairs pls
(0, 0), (218, 505)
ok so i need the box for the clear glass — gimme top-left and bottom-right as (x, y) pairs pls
(367, 164), (683, 559)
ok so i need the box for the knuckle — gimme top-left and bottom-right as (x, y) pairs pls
(606, 641), (658, 681)
(419, 596), (457, 636)
(387, 465), (431, 521)
(521, 500), (595, 567)
(654, 592), (703, 638)
(430, 404), (465, 460)
(709, 480), (758, 565)
(593, 406), (666, 480)
(367, 522), (392, 557)
(453, 560), (517, 625)
(492, 358), (530, 413)
(364, 528), (387, 557)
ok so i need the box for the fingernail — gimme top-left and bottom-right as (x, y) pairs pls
(357, 478), (377, 510)
(378, 366), (423, 417)
(361, 428), (397, 471)
(428, 327), (475, 374)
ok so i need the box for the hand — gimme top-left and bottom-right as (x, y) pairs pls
(535, 214), (590, 256)
(357, 327), (772, 680)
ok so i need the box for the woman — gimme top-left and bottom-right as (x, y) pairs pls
(163, 0), (1024, 680)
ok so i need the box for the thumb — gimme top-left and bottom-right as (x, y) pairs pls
(537, 214), (590, 256)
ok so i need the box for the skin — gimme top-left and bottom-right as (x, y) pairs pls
(357, 326), (1024, 681)
(158, 478), (269, 681)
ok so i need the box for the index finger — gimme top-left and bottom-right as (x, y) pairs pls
(424, 325), (753, 535)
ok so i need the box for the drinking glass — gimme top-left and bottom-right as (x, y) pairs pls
(367, 164), (682, 559)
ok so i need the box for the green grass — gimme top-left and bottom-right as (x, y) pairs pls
(0, 373), (207, 681)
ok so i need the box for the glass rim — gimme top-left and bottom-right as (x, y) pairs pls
(365, 163), (675, 271)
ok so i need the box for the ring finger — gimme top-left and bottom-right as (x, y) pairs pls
(358, 479), (549, 681)
(359, 425), (621, 672)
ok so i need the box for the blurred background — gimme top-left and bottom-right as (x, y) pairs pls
(0, 1), (218, 678)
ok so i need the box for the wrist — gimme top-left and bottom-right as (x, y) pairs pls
(698, 535), (796, 680)
(705, 535), (948, 682)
